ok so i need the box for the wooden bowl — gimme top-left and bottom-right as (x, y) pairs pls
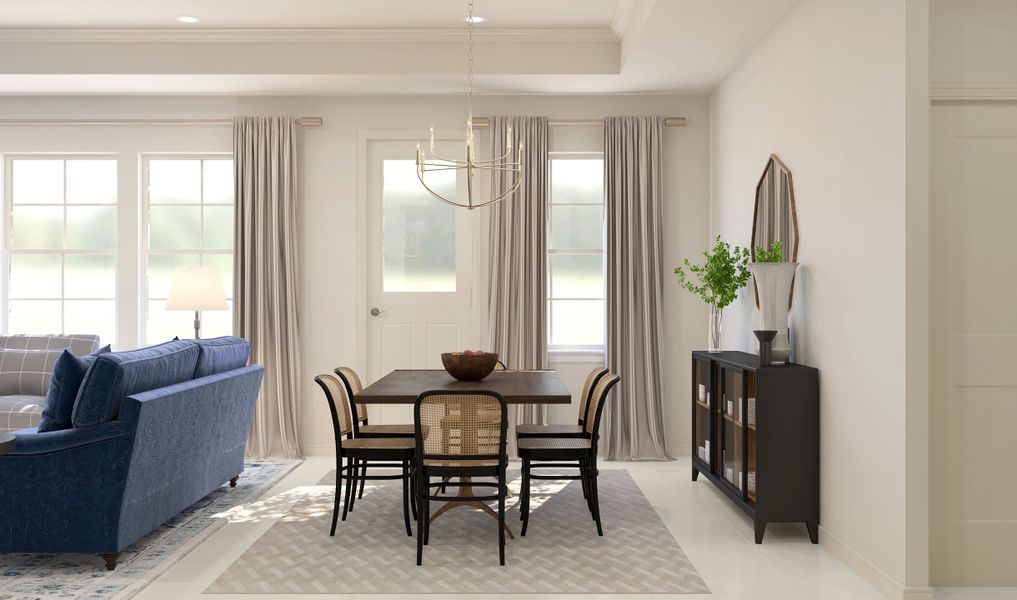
(441, 352), (499, 382)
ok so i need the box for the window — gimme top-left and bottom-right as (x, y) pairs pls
(383, 159), (456, 292)
(547, 157), (605, 350)
(4, 157), (118, 343)
(142, 157), (234, 344)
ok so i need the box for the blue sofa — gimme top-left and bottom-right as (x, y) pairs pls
(0, 337), (263, 570)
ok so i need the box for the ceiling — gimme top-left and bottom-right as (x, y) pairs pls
(0, 0), (803, 95)
(0, 0), (619, 29)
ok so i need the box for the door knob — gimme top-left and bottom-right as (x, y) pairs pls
(370, 307), (383, 317)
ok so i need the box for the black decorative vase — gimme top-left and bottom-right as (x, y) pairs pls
(754, 330), (778, 366)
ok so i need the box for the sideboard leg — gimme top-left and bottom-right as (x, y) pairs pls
(692, 466), (700, 482)
(806, 520), (819, 544)
(754, 519), (766, 544)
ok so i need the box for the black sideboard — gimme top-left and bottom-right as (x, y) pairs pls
(691, 350), (819, 543)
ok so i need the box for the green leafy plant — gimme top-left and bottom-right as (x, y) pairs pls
(674, 236), (751, 310)
(754, 240), (785, 263)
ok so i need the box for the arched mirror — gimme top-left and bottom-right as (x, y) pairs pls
(751, 154), (799, 308)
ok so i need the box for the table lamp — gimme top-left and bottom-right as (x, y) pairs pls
(165, 266), (228, 339)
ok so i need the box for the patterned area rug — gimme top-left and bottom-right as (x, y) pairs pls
(207, 468), (709, 595)
(0, 460), (298, 600)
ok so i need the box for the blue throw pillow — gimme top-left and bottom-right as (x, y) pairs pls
(193, 336), (251, 378)
(37, 345), (111, 433)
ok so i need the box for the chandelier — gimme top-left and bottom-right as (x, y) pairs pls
(416, 0), (523, 210)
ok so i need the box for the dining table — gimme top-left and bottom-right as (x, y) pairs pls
(356, 369), (572, 538)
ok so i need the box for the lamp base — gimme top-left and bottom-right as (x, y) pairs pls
(193, 310), (201, 340)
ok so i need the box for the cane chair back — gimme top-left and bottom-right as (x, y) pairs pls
(584, 373), (621, 438)
(578, 367), (609, 427)
(415, 391), (507, 468)
(335, 367), (368, 424)
(314, 374), (355, 440)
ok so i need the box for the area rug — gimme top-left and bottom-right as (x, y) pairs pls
(0, 460), (298, 600)
(206, 468), (710, 595)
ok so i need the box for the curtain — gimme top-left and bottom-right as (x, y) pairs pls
(603, 116), (671, 461)
(487, 116), (549, 454)
(233, 116), (303, 459)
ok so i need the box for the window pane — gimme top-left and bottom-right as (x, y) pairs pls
(9, 254), (61, 298)
(149, 206), (201, 249)
(65, 254), (116, 299)
(12, 160), (63, 204)
(551, 159), (603, 204)
(201, 254), (234, 298)
(66, 160), (117, 204)
(203, 160), (234, 204)
(550, 254), (603, 299)
(203, 205), (233, 249)
(64, 300), (115, 343)
(147, 300), (196, 344)
(149, 160), (200, 204)
(200, 300), (234, 338)
(147, 254), (200, 299)
(66, 206), (116, 249)
(12, 206), (63, 249)
(550, 205), (603, 250)
(550, 300), (604, 346)
(383, 160), (456, 292)
(9, 300), (61, 335)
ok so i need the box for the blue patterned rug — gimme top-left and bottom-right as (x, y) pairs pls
(0, 460), (298, 600)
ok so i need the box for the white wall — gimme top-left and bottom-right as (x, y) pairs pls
(0, 93), (710, 457)
(709, 0), (919, 598)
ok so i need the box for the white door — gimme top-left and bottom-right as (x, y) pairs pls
(931, 105), (1017, 584)
(365, 139), (476, 424)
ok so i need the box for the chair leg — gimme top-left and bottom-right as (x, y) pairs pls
(330, 455), (342, 536)
(520, 459), (531, 536)
(409, 468), (418, 521)
(498, 467), (506, 566)
(341, 459), (354, 522)
(416, 469), (425, 565)
(590, 463), (604, 536)
(579, 458), (590, 500)
(358, 459), (367, 499)
(402, 460), (412, 537)
(422, 477), (431, 546)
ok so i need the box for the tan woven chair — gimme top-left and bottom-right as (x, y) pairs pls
(334, 367), (416, 501)
(517, 366), (608, 439)
(414, 390), (509, 566)
(517, 373), (621, 537)
(314, 373), (415, 537)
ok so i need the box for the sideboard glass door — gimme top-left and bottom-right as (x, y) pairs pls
(720, 367), (745, 493)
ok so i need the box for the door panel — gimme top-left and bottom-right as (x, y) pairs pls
(366, 139), (475, 425)
(931, 105), (1017, 584)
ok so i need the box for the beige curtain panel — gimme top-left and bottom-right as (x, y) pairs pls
(234, 116), (303, 459)
(603, 116), (671, 461)
(487, 116), (549, 455)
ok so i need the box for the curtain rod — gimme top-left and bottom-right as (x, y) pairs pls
(471, 117), (686, 127)
(0, 117), (324, 127)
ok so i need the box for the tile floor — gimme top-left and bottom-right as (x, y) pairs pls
(134, 456), (1010, 600)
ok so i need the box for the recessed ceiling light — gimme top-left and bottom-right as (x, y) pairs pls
(175, 15), (200, 24)
(464, 16), (485, 24)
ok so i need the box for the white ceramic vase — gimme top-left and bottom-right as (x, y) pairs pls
(749, 262), (798, 364)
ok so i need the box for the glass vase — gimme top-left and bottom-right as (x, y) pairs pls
(708, 304), (723, 353)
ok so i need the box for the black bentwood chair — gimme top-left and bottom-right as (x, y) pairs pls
(314, 373), (415, 537)
(334, 367), (415, 501)
(516, 366), (608, 439)
(517, 373), (621, 537)
(414, 390), (509, 566)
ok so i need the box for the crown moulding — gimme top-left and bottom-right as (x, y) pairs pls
(0, 27), (619, 45)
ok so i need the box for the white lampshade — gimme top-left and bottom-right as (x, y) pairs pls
(165, 267), (228, 311)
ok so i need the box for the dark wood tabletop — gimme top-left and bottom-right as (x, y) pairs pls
(356, 369), (572, 405)
(0, 432), (15, 455)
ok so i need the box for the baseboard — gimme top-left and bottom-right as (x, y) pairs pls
(300, 444), (335, 456)
(819, 526), (933, 600)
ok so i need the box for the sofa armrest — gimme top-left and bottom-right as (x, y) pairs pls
(8, 421), (135, 456)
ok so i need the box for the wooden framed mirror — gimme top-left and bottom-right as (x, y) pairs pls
(751, 154), (799, 308)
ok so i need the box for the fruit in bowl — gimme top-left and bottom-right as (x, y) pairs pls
(441, 351), (499, 381)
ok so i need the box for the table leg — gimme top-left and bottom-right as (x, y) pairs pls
(429, 476), (515, 540)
